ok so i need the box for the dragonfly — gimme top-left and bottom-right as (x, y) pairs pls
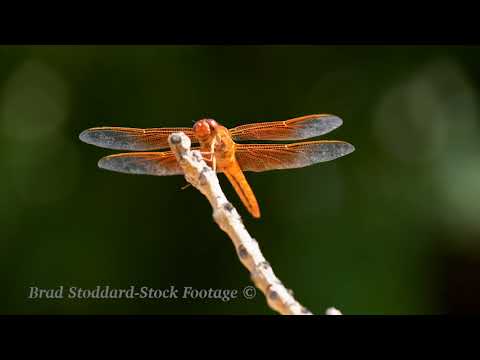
(79, 114), (354, 218)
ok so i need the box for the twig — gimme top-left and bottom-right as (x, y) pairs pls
(168, 132), (342, 315)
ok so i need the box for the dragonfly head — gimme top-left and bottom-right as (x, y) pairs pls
(193, 118), (218, 141)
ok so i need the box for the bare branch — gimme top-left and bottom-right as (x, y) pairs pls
(168, 132), (341, 315)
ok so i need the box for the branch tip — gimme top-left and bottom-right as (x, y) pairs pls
(169, 134), (182, 145)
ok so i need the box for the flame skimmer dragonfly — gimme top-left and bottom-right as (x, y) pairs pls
(79, 114), (354, 218)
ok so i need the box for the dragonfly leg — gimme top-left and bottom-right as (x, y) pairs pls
(210, 141), (217, 172)
(199, 151), (214, 168)
(199, 141), (217, 172)
(199, 151), (213, 160)
(212, 156), (217, 172)
(181, 183), (192, 190)
(199, 152), (217, 172)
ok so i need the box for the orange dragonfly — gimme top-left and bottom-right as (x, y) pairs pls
(79, 114), (354, 218)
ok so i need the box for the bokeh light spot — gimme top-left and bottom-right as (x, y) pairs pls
(0, 59), (69, 143)
(373, 58), (478, 165)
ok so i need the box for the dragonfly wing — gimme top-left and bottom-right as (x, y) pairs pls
(229, 114), (343, 141)
(235, 141), (354, 172)
(79, 127), (197, 151)
(97, 151), (184, 176)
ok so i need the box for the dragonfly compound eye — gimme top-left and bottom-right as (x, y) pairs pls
(193, 120), (210, 138)
(206, 119), (218, 129)
(194, 119), (217, 139)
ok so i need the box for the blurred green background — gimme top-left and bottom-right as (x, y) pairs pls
(1, 45), (480, 314)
